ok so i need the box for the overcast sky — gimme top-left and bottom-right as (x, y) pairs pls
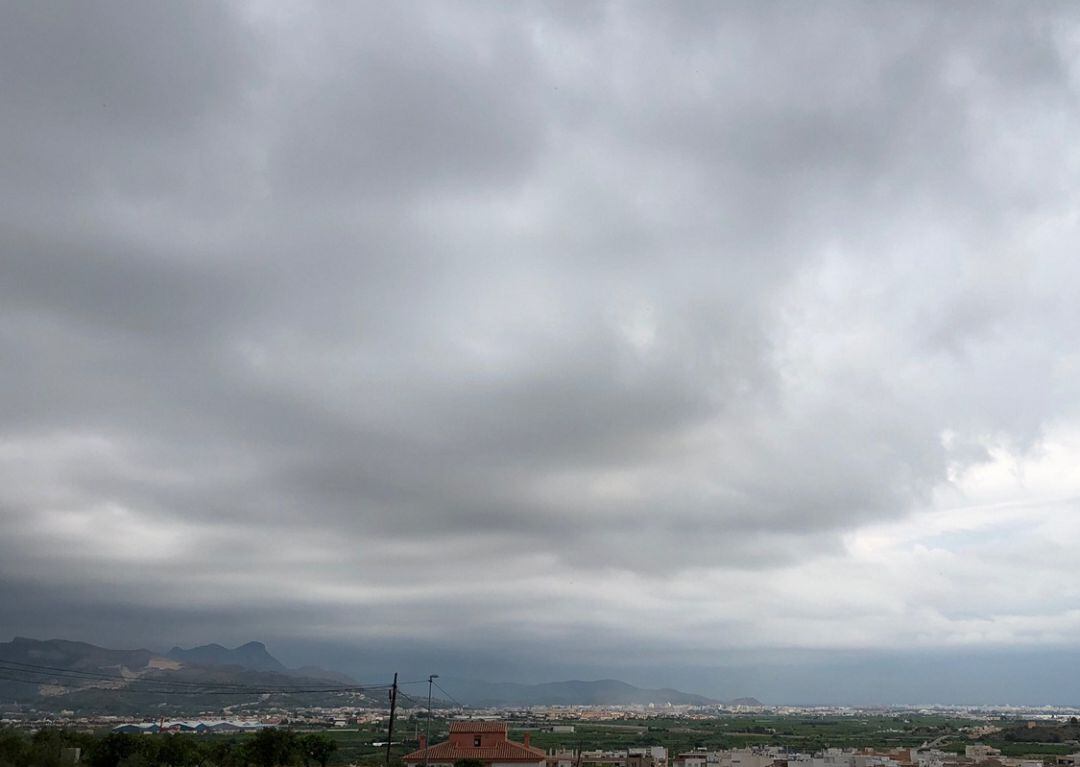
(4, 1), (1080, 705)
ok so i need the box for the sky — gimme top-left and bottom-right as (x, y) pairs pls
(3, 1), (1080, 706)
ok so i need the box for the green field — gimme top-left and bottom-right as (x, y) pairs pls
(360, 715), (1079, 765)
(6, 714), (1076, 767)
(361, 714), (1074, 765)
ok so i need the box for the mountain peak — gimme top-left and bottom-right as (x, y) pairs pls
(166, 641), (285, 672)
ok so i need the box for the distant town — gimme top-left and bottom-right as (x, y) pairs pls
(7, 637), (1080, 767)
(8, 704), (1080, 767)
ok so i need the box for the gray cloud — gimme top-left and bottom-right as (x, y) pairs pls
(3, 0), (1080, 701)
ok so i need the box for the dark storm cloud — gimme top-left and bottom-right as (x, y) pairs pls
(3, 0), (1080, 697)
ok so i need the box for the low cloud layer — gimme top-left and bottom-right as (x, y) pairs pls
(3, 1), (1080, 701)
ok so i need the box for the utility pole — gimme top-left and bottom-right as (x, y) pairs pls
(425, 674), (439, 767)
(385, 673), (399, 767)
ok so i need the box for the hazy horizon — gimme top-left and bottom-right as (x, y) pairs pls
(4, 1), (1080, 707)
(12, 634), (1080, 709)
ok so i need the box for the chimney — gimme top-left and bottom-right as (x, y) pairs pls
(420, 736), (427, 750)
(524, 734), (531, 747)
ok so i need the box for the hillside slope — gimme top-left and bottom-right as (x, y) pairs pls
(0, 637), (365, 715)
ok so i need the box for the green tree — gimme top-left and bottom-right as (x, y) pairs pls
(87, 734), (141, 767)
(300, 735), (337, 767)
(156, 735), (201, 767)
(0, 728), (28, 767)
(205, 738), (244, 767)
(29, 728), (70, 767)
(244, 728), (299, 767)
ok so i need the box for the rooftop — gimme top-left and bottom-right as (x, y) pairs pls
(449, 721), (510, 734)
(403, 741), (545, 763)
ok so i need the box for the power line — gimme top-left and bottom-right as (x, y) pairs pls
(398, 677), (465, 708)
(0, 674), (371, 700)
(0, 670), (374, 694)
(0, 659), (392, 694)
(431, 679), (465, 709)
(0, 667), (390, 697)
(0, 661), (304, 690)
(0, 659), (317, 687)
(0, 672), (378, 696)
(395, 689), (423, 707)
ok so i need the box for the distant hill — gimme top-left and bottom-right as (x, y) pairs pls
(166, 641), (287, 672)
(1, 636), (157, 672)
(165, 642), (354, 684)
(728, 697), (763, 706)
(0, 637), (745, 712)
(438, 677), (721, 706)
(0, 637), (367, 715)
(287, 665), (359, 685)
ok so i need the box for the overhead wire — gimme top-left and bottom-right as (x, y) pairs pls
(0, 671), (380, 696)
(431, 679), (465, 709)
(0, 659), (456, 706)
(396, 677), (467, 708)
(395, 689), (423, 707)
(0, 658), (393, 689)
(0, 660), (394, 696)
(0, 672), (378, 695)
(0, 660), (317, 690)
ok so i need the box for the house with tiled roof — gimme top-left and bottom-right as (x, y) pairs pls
(403, 721), (546, 767)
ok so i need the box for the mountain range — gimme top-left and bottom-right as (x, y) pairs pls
(0, 636), (363, 715)
(0, 636), (753, 712)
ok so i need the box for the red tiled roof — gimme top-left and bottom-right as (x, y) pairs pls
(403, 742), (545, 763)
(449, 722), (509, 733)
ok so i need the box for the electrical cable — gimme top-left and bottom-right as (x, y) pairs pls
(0, 659), (393, 692)
(431, 679), (465, 709)
(0, 662), (393, 696)
(0, 671), (379, 695)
